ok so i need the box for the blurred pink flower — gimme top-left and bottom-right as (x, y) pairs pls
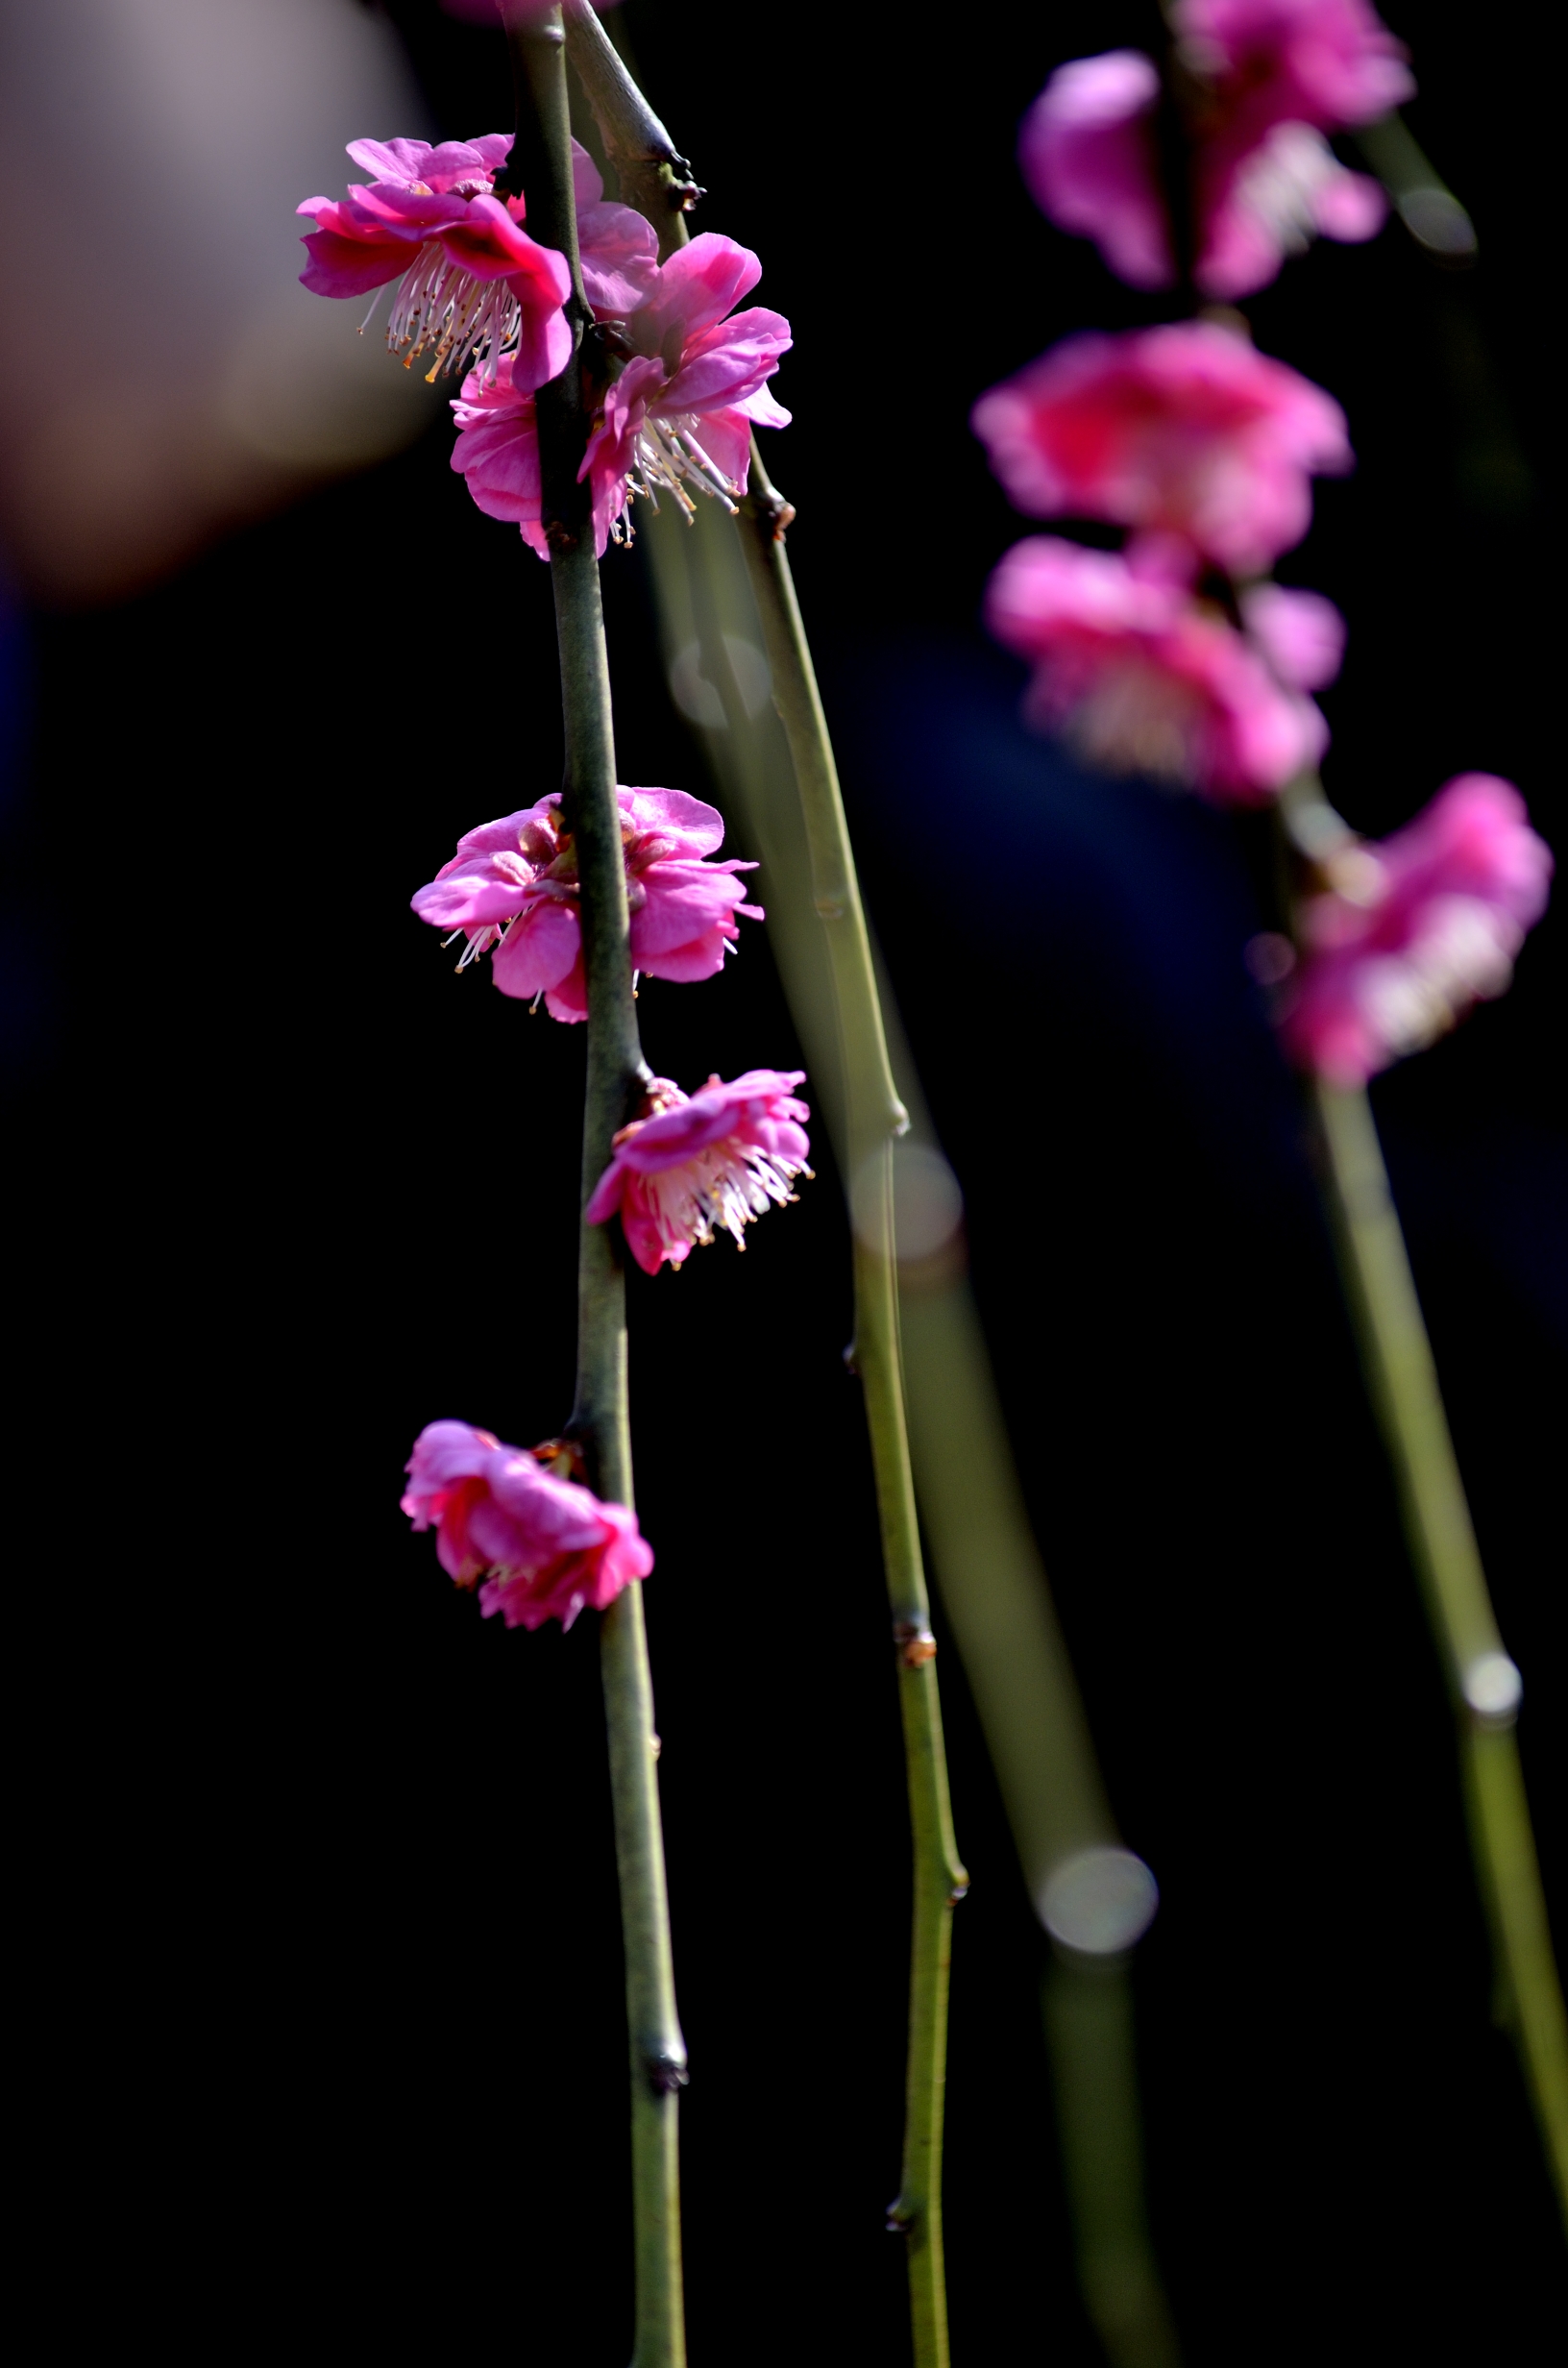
(1018, 52), (1175, 290)
(1020, 0), (1407, 297)
(410, 787), (762, 1020)
(452, 232), (790, 555)
(403, 1420), (652, 1631)
(585, 1072), (812, 1274)
(986, 535), (1337, 803)
(298, 136), (655, 385)
(1279, 776), (1554, 1083)
(972, 322), (1350, 577)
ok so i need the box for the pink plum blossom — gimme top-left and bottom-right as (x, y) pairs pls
(1017, 53), (1176, 290)
(985, 535), (1339, 803)
(411, 787), (762, 1021)
(403, 1420), (652, 1631)
(1020, 0), (1408, 298)
(297, 136), (655, 385)
(1278, 776), (1554, 1083)
(971, 323), (1350, 578)
(585, 1072), (812, 1274)
(451, 232), (791, 556)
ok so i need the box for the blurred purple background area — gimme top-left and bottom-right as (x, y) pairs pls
(4, 3), (1561, 2360)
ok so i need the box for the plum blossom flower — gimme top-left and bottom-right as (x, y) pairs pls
(452, 233), (791, 555)
(411, 787), (762, 1021)
(297, 136), (655, 386)
(1020, 0), (1408, 298)
(403, 1420), (652, 1631)
(971, 323), (1351, 578)
(985, 535), (1338, 802)
(1278, 776), (1554, 1083)
(585, 1072), (812, 1274)
(1018, 52), (1175, 290)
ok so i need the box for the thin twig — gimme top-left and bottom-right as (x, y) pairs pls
(737, 452), (967, 2368)
(505, 11), (688, 2360)
(1311, 1075), (1568, 2224)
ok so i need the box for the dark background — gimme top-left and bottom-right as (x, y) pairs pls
(8, 1), (1562, 2357)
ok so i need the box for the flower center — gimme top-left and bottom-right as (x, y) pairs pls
(1067, 660), (1206, 782)
(645, 1139), (808, 1255)
(611, 416), (742, 544)
(383, 245), (522, 383)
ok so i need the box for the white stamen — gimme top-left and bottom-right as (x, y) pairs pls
(445, 921), (509, 974)
(387, 243), (523, 383)
(645, 1142), (807, 1260)
(610, 412), (743, 543)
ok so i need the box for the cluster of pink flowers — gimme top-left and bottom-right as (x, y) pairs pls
(1021, 0), (1410, 299)
(411, 786), (762, 1021)
(979, 3), (1552, 1059)
(403, 1422), (653, 1629)
(305, 136), (810, 1620)
(974, 319), (1348, 802)
(1278, 777), (1555, 1084)
(300, 137), (790, 555)
(452, 231), (791, 557)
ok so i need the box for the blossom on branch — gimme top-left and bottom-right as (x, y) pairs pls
(1021, 0), (1408, 298)
(297, 136), (655, 385)
(586, 1072), (812, 1274)
(452, 233), (791, 555)
(1278, 776), (1554, 1083)
(403, 1420), (652, 1631)
(971, 323), (1351, 578)
(411, 787), (762, 1020)
(985, 535), (1337, 802)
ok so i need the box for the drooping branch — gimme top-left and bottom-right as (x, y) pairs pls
(502, 12), (687, 2361)
(560, 23), (967, 2361)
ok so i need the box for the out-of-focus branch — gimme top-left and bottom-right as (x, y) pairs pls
(1311, 1077), (1568, 2226)
(561, 0), (702, 255)
(1355, 114), (1478, 263)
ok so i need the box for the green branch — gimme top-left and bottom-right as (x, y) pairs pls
(739, 450), (966, 2368)
(505, 12), (686, 2360)
(561, 21), (965, 2359)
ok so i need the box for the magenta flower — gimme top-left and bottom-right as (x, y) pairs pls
(1018, 52), (1176, 290)
(971, 323), (1350, 579)
(1278, 777), (1554, 1084)
(410, 787), (762, 1021)
(1021, 0), (1407, 298)
(985, 535), (1338, 803)
(585, 1072), (812, 1274)
(452, 232), (791, 555)
(403, 1420), (653, 1631)
(297, 136), (655, 386)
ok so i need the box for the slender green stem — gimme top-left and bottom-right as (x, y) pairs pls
(561, 25), (966, 2355)
(505, 13), (687, 2359)
(732, 451), (969, 2362)
(1311, 1076), (1568, 2225)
